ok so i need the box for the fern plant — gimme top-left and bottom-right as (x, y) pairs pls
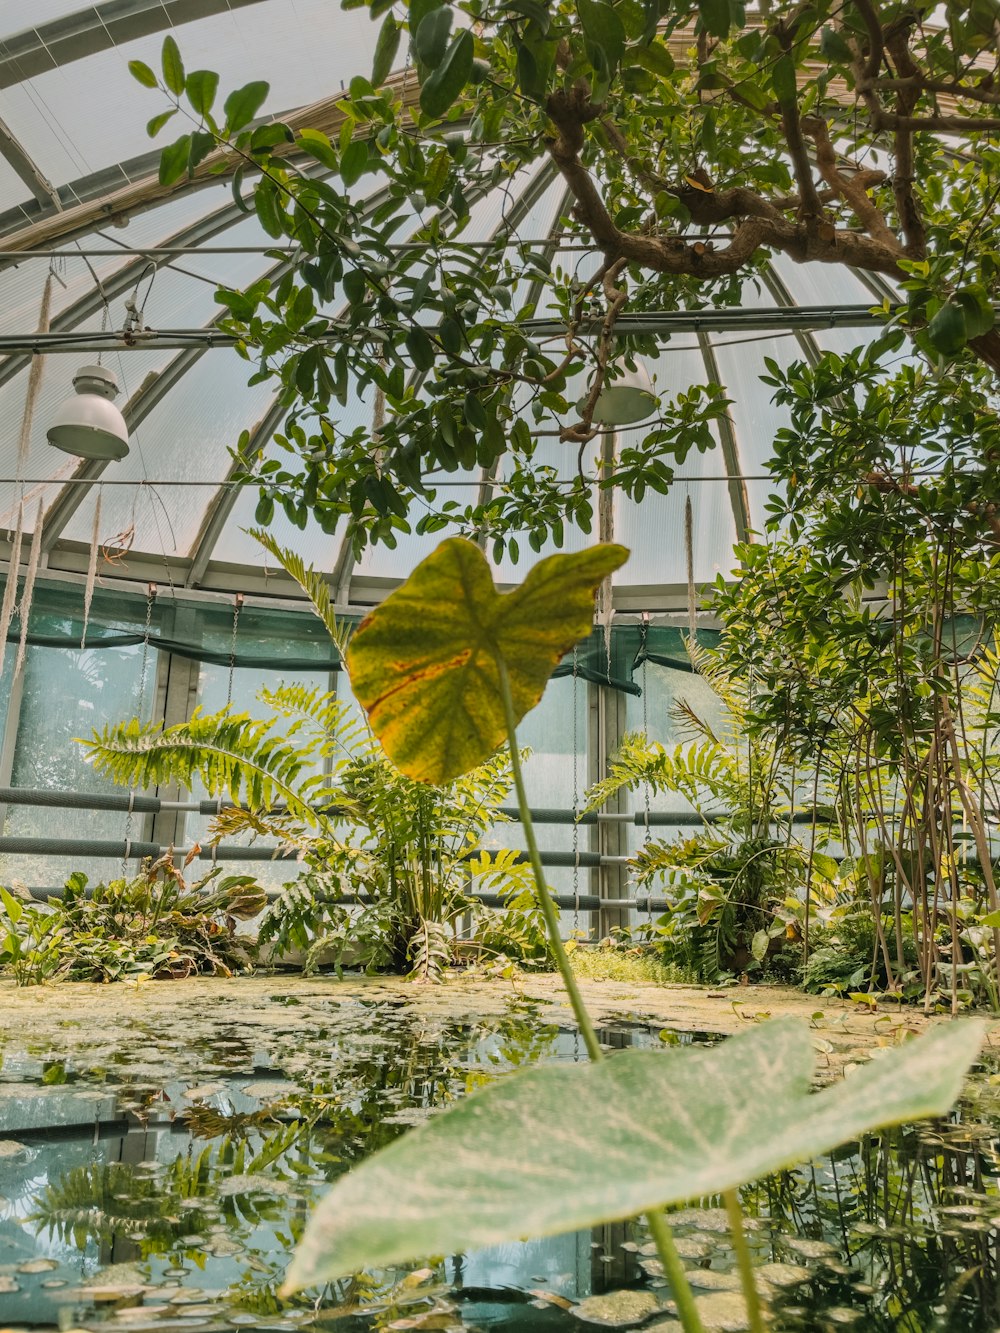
(79, 540), (548, 980)
(583, 641), (821, 980)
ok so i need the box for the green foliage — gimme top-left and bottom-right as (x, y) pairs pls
(713, 348), (1000, 1006)
(127, 1), (1000, 559)
(584, 645), (817, 981)
(0, 884), (63, 984)
(282, 1016), (985, 1291)
(81, 672), (548, 980)
(0, 853), (263, 985)
(347, 536), (628, 783)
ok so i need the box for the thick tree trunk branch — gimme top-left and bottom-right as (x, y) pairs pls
(803, 115), (901, 251)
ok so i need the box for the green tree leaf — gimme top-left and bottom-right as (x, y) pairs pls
(419, 29), (474, 118)
(186, 69), (220, 117)
(224, 80), (270, 133)
(346, 537), (629, 783)
(372, 13), (402, 86)
(927, 300), (967, 355)
(340, 139), (369, 187)
(147, 108), (178, 138)
(283, 1017), (984, 1291)
(129, 60), (158, 89)
(415, 6), (453, 68)
(161, 35), (185, 96)
(159, 135), (192, 187)
(578, 0), (626, 72)
(698, 0), (734, 37)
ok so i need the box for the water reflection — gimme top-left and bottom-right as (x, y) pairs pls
(0, 997), (998, 1332)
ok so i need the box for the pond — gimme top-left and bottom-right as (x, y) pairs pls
(1, 978), (998, 1333)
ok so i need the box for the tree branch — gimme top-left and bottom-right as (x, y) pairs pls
(803, 115), (900, 251)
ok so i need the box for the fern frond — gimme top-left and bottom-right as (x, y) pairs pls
(582, 732), (738, 815)
(80, 711), (319, 824)
(250, 531), (353, 660)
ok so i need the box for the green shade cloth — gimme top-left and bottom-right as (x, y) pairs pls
(3, 578), (711, 694)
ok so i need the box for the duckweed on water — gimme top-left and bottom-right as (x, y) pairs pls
(0, 980), (999, 1333)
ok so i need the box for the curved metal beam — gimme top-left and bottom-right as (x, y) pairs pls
(0, 182), (265, 392)
(0, 0), (271, 89)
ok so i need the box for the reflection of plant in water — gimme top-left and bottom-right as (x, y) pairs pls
(30, 1119), (318, 1257)
(738, 1116), (1000, 1331)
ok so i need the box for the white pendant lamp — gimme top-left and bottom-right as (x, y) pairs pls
(47, 364), (129, 461)
(580, 359), (658, 426)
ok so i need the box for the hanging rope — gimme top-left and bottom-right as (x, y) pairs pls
(80, 488), (103, 649)
(0, 503), (24, 679)
(685, 492), (697, 644)
(14, 500), (44, 678)
(15, 269), (55, 478)
(123, 584), (155, 877)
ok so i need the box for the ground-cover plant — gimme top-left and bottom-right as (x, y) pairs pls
(0, 851), (264, 984)
(278, 536), (986, 1333)
(0, 884), (63, 984)
(80, 539), (551, 981)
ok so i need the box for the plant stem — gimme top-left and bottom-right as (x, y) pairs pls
(645, 1208), (710, 1333)
(495, 656), (707, 1333)
(496, 658), (603, 1063)
(724, 1188), (766, 1333)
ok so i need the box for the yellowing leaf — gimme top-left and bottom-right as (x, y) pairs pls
(347, 537), (629, 784)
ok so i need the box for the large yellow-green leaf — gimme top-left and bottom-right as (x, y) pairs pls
(346, 537), (629, 783)
(281, 1016), (984, 1293)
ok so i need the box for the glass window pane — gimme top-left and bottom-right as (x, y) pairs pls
(1, 641), (157, 888)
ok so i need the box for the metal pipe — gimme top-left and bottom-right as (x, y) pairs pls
(0, 786), (826, 827)
(0, 305), (959, 356)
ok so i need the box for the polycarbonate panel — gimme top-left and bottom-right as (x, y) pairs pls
(483, 674), (591, 935)
(711, 331), (798, 529)
(61, 347), (278, 556)
(0, 2), (381, 189)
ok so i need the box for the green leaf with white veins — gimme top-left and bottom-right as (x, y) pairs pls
(282, 1016), (984, 1291)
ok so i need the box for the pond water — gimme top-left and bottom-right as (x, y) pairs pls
(1, 992), (998, 1333)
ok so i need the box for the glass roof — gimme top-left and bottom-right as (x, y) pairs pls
(0, 0), (894, 611)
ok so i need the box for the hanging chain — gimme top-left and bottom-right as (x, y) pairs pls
(572, 643), (580, 940)
(640, 612), (653, 928)
(226, 593), (244, 708)
(123, 583), (155, 877)
(213, 594), (244, 867)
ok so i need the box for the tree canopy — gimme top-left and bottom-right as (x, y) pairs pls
(133, 0), (1000, 557)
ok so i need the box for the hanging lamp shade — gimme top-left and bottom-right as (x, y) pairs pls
(580, 360), (658, 426)
(47, 364), (129, 461)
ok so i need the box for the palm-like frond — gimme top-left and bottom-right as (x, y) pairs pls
(581, 731), (738, 816)
(80, 711), (323, 824)
(250, 530), (353, 660)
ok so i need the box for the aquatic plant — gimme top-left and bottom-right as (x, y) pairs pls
(280, 536), (986, 1333)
